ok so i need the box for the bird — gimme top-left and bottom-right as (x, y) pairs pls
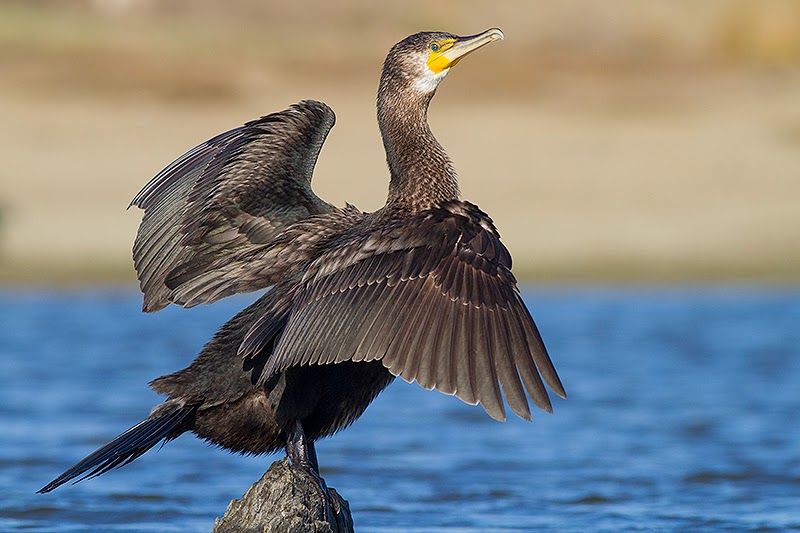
(39, 28), (565, 499)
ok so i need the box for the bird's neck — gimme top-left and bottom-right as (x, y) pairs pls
(377, 84), (459, 212)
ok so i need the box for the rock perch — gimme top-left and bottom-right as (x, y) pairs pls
(212, 459), (354, 533)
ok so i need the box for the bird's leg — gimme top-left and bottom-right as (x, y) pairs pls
(286, 420), (344, 530)
(286, 419), (317, 472)
(305, 433), (321, 475)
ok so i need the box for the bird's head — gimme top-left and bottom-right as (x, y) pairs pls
(380, 28), (504, 97)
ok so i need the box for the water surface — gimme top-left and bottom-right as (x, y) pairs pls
(1, 286), (798, 531)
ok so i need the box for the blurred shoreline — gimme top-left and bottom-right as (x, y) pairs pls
(1, 1), (799, 285)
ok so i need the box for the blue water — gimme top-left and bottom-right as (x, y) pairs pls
(1, 286), (798, 532)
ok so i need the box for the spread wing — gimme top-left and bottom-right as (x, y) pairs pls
(242, 201), (566, 422)
(130, 100), (337, 312)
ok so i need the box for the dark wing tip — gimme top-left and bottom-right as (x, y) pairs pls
(554, 383), (567, 400)
(514, 401), (534, 421)
(540, 399), (554, 414)
(483, 401), (507, 422)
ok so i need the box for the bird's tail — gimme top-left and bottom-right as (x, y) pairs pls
(38, 401), (195, 493)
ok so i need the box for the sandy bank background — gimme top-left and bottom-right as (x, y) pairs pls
(1, 0), (799, 285)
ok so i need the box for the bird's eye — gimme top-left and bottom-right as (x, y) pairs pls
(430, 43), (440, 52)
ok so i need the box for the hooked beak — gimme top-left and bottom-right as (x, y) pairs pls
(438, 28), (504, 70)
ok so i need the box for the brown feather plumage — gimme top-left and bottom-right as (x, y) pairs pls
(40, 29), (564, 495)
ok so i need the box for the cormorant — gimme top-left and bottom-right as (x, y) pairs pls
(39, 28), (565, 498)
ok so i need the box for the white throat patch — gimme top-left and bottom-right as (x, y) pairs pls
(416, 64), (449, 93)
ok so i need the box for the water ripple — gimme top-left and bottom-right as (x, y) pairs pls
(1, 287), (798, 531)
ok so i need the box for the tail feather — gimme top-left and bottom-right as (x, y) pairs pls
(38, 404), (194, 493)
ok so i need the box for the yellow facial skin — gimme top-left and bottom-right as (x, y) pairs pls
(426, 39), (458, 74)
(425, 28), (505, 74)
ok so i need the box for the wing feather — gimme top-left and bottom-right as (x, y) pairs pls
(515, 298), (566, 399)
(345, 283), (388, 363)
(131, 100), (337, 312)
(412, 306), (441, 389)
(493, 308), (532, 421)
(365, 275), (419, 367)
(253, 201), (564, 420)
(324, 284), (363, 363)
(395, 276), (438, 385)
(455, 304), (478, 405)
(474, 305), (505, 421)
(508, 304), (554, 413)
(430, 293), (458, 395)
